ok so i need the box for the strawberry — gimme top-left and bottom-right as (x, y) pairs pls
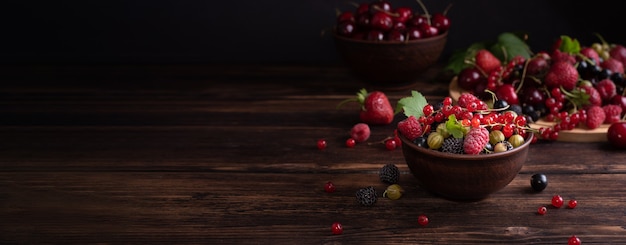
(474, 49), (501, 74)
(338, 88), (394, 125)
(580, 47), (600, 65)
(585, 105), (606, 129)
(600, 58), (625, 74)
(544, 61), (579, 91)
(550, 50), (576, 65)
(579, 85), (602, 107)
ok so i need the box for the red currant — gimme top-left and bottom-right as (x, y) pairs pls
(417, 214), (429, 226)
(331, 222), (343, 235)
(568, 199), (577, 209)
(324, 181), (336, 193)
(568, 235), (581, 245)
(423, 104), (434, 116)
(443, 97), (453, 106)
(537, 206), (547, 215)
(346, 138), (356, 148)
(385, 139), (397, 150)
(552, 195), (564, 208)
(317, 139), (327, 150)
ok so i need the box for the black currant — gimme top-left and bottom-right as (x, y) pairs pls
(530, 173), (548, 192)
(413, 136), (428, 148)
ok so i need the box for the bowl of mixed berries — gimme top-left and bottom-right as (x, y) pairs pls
(333, 0), (451, 89)
(395, 91), (534, 201)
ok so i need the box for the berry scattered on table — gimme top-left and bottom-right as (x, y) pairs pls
(379, 163), (400, 184)
(331, 222), (343, 235)
(350, 123), (371, 143)
(317, 139), (327, 150)
(383, 184), (404, 200)
(384, 138), (397, 150)
(537, 206), (547, 215)
(552, 195), (564, 208)
(530, 173), (548, 192)
(355, 186), (377, 206)
(417, 214), (429, 226)
(568, 199), (578, 209)
(324, 181), (336, 193)
(568, 235), (581, 245)
(346, 138), (356, 148)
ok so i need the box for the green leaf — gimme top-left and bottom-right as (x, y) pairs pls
(445, 115), (465, 138)
(489, 32), (532, 62)
(396, 90), (428, 118)
(444, 42), (488, 74)
(558, 35), (581, 54)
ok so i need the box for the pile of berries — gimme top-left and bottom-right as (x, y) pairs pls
(397, 93), (534, 154)
(334, 0), (450, 42)
(455, 34), (626, 141)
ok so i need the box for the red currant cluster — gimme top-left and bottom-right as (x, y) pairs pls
(334, 0), (450, 42)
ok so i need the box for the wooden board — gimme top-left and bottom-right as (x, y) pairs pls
(449, 77), (612, 142)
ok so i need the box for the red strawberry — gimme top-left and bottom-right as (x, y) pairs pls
(544, 61), (579, 91)
(550, 50), (576, 65)
(609, 44), (626, 66)
(603, 104), (622, 124)
(338, 88), (394, 125)
(601, 58), (625, 74)
(397, 116), (422, 141)
(585, 105), (606, 129)
(475, 49), (501, 74)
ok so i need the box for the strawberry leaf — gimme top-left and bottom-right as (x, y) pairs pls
(558, 35), (581, 54)
(445, 115), (465, 138)
(397, 90), (428, 118)
(489, 32), (532, 62)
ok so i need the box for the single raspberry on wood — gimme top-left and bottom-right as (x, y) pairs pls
(463, 127), (489, 155)
(350, 123), (371, 142)
(585, 105), (606, 129)
(397, 116), (423, 141)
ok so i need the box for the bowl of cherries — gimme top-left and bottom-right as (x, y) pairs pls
(333, 0), (451, 89)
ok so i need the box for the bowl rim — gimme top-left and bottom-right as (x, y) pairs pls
(333, 30), (448, 45)
(399, 131), (534, 160)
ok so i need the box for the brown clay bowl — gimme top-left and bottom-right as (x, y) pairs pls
(334, 31), (447, 90)
(399, 132), (533, 201)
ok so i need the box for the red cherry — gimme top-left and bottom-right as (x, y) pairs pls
(337, 11), (355, 24)
(356, 13), (371, 29)
(457, 67), (484, 91)
(431, 13), (450, 32)
(406, 27), (422, 40)
(417, 214), (429, 226)
(386, 30), (405, 42)
(416, 23), (438, 38)
(336, 21), (356, 37)
(331, 222), (343, 235)
(407, 15), (427, 27)
(369, 0), (391, 15)
(392, 7), (412, 23)
(355, 3), (369, 16)
(370, 12), (393, 31)
(610, 94), (626, 112)
(366, 30), (385, 41)
(608, 122), (626, 149)
(496, 84), (519, 105)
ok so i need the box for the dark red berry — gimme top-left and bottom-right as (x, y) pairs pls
(552, 195), (564, 208)
(385, 139), (397, 150)
(537, 206), (547, 215)
(317, 139), (327, 150)
(417, 214), (429, 226)
(331, 222), (343, 235)
(568, 235), (581, 245)
(431, 13), (450, 32)
(324, 181), (336, 193)
(346, 138), (356, 148)
(568, 199), (578, 209)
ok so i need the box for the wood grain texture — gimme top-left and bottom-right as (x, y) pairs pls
(1, 64), (625, 244)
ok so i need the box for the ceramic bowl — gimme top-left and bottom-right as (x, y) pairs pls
(334, 31), (447, 90)
(399, 132), (533, 201)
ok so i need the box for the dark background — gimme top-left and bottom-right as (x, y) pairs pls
(1, 0), (625, 64)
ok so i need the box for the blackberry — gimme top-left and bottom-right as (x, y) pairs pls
(379, 164), (399, 184)
(440, 137), (464, 154)
(355, 186), (377, 206)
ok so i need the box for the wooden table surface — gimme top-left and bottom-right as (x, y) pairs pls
(1, 64), (625, 244)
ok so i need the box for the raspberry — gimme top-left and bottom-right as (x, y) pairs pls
(457, 93), (480, 108)
(580, 85), (602, 107)
(585, 105), (606, 129)
(379, 164), (400, 184)
(595, 79), (617, 102)
(355, 186), (377, 206)
(397, 116), (423, 141)
(350, 123), (371, 142)
(603, 104), (623, 124)
(601, 57), (625, 74)
(463, 127), (489, 155)
(441, 137), (464, 154)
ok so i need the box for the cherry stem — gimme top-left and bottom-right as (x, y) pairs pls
(442, 3), (453, 16)
(415, 0), (431, 25)
(514, 58), (530, 94)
